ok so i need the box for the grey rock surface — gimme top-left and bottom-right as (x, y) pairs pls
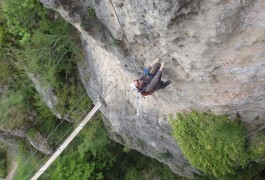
(26, 131), (52, 155)
(0, 128), (26, 138)
(39, 0), (265, 178)
(0, 134), (19, 151)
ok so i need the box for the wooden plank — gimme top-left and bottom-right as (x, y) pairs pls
(30, 102), (102, 180)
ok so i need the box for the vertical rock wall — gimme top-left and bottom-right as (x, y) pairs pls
(39, 0), (265, 178)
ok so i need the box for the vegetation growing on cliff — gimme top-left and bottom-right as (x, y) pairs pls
(249, 131), (265, 160)
(170, 111), (265, 178)
(0, 143), (7, 178)
(2, 0), (46, 45)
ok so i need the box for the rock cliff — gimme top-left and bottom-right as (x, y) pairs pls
(39, 0), (265, 178)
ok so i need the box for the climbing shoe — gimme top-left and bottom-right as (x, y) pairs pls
(161, 80), (171, 89)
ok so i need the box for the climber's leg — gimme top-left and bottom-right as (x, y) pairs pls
(160, 80), (171, 89)
(145, 71), (162, 93)
(150, 63), (161, 76)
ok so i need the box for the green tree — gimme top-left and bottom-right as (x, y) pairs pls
(42, 117), (115, 180)
(47, 152), (96, 180)
(2, 0), (46, 44)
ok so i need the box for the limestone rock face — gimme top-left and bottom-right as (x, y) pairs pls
(39, 0), (265, 178)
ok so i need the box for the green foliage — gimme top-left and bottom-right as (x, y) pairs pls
(112, 39), (123, 47)
(249, 130), (265, 160)
(45, 151), (97, 180)
(221, 162), (265, 180)
(0, 58), (10, 85)
(0, 143), (7, 178)
(0, 2), (202, 180)
(0, 26), (3, 47)
(42, 116), (114, 180)
(2, 0), (46, 44)
(55, 83), (92, 120)
(2, 0), (87, 127)
(0, 90), (28, 128)
(81, 7), (98, 32)
(0, 63), (37, 129)
(26, 128), (38, 139)
(87, 7), (96, 18)
(41, 115), (180, 180)
(33, 97), (72, 143)
(1, 3), (94, 178)
(0, 157), (7, 178)
(15, 15), (85, 120)
(125, 167), (140, 180)
(18, 17), (81, 79)
(170, 111), (248, 177)
(123, 146), (131, 153)
(0, 5), (12, 84)
(77, 114), (112, 157)
(108, 139), (181, 180)
(15, 141), (46, 180)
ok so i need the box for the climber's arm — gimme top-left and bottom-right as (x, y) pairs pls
(150, 58), (160, 67)
(138, 58), (160, 79)
(144, 71), (162, 93)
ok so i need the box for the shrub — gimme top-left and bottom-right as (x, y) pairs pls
(0, 91), (29, 128)
(0, 143), (7, 178)
(44, 151), (97, 180)
(15, 15), (85, 120)
(125, 167), (140, 180)
(26, 128), (38, 139)
(43, 117), (115, 180)
(249, 130), (265, 160)
(112, 39), (123, 47)
(2, 0), (46, 44)
(87, 7), (96, 18)
(169, 111), (248, 177)
(0, 155), (7, 178)
(15, 141), (45, 180)
(0, 57), (10, 85)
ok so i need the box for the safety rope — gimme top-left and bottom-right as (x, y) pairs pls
(109, 0), (143, 68)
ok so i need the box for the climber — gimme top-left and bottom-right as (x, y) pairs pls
(130, 58), (171, 96)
